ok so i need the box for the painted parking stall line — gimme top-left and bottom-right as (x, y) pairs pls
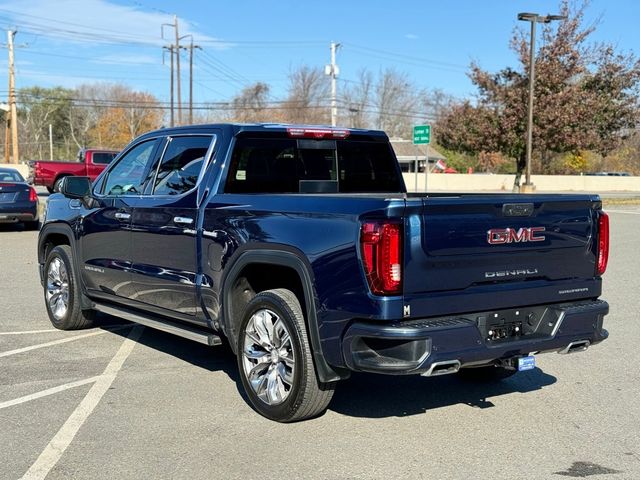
(0, 376), (100, 410)
(20, 325), (144, 480)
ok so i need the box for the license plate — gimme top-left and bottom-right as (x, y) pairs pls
(518, 356), (536, 371)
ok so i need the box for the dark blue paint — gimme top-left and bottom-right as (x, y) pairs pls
(38, 123), (609, 378)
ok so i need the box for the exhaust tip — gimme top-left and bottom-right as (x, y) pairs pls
(422, 360), (461, 377)
(558, 340), (590, 354)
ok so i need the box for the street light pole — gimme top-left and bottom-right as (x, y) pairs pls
(517, 12), (566, 192)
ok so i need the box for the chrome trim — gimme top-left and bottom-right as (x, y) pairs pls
(558, 340), (590, 354)
(421, 360), (461, 377)
(173, 216), (194, 225)
(114, 212), (131, 221)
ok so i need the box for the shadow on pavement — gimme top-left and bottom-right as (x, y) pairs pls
(99, 314), (557, 419)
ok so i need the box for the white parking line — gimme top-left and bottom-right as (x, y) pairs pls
(0, 329), (61, 335)
(21, 325), (144, 480)
(0, 330), (107, 358)
(0, 376), (100, 410)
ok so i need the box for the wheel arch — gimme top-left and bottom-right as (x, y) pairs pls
(221, 246), (343, 383)
(38, 222), (93, 310)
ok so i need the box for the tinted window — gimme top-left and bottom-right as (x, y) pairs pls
(225, 137), (402, 194)
(0, 169), (24, 182)
(93, 152), (117, 165)
(152, 136), (212, 195)
(103, 140), (157, 196)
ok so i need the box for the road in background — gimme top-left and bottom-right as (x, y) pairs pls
(1, 207), (639, 480)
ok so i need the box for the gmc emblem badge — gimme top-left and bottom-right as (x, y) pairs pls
(487, 227), (546, 245)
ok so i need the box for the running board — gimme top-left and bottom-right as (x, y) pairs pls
(94, 303), (222, 346)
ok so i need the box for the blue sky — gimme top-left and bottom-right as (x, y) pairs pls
(1, 0), (638, 105)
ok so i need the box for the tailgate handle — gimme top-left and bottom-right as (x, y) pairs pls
(503, 203), (534, 217)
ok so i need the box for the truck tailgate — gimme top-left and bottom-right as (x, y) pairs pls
(403, 194), (602, 317)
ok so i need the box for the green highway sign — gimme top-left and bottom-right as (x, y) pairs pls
(413, 125), (431, 145)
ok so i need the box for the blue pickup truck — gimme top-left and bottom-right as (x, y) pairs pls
(38, 124), (609, 422)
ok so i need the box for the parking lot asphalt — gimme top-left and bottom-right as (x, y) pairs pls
(1, 206), (639, 480)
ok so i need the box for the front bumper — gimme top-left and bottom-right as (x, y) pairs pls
(341, 299), (609, 375)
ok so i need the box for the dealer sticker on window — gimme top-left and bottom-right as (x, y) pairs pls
(518, 356), (536, 371)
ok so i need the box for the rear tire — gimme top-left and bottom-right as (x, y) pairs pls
(458, 365), (518, 382)
(46, 186), (54, 194)
(53, 177), (65, 193)
(237, 288), (335, 422)
(44, 245), (95, 330)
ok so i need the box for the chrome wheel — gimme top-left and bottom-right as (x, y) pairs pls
(46, 257), (69, 321)
(241, 308), (296, 406)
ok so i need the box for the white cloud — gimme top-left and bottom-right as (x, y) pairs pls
(405, 33), (419, 40)
(0, 0), (226, 48)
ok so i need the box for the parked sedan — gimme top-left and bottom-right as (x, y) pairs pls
(0, 167), (39, 230)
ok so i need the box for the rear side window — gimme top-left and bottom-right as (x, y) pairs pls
(92, 152), (117, 165)
(225, 137), (402, 194)
(152, 136), (212, 195)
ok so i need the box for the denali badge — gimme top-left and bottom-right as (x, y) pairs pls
(485, 268), (539, 278)
(487, 227), (546, 245)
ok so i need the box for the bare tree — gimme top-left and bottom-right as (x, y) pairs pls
(373, 68), (419, 138)
(283, 66), (329, 124)
(230, 82), (271, 123)
(341, 69), (374, 128)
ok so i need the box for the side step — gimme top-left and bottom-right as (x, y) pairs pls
(94, 303), (222, 346)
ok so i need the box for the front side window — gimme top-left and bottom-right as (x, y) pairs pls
(102, 140), (157, 196)
(152, 136), (212, 195)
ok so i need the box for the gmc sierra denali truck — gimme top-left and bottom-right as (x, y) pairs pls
(38, 124), (609, 422)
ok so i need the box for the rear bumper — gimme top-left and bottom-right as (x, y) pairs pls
(0, 203), (38, 223)
(341, 299), (609, 375)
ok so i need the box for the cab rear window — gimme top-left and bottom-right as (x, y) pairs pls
(225, 137), (402, 194)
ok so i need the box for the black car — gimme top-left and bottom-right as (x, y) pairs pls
(0, 167), (39, 230)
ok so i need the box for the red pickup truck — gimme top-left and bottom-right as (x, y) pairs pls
(29, 148), (119, 193)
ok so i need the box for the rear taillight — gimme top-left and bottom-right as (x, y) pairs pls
(596, 212), (609, 276)
(29, 187), (38, 202)
(360, 221), (402, 295)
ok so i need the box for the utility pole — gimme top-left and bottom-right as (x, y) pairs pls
(174, 15), (182, 125)
(162, 45), (175, 127)
(325, 41), (340, 127)
(49, 123), (53, 160)
(181, 36), (200, 125)
(6, 30), (19, 164)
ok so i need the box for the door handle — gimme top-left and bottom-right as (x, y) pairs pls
(114, 212), (131, 221)
(173, 216), (194, 225)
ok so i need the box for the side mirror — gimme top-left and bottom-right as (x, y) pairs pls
(60, 176), (92, 199)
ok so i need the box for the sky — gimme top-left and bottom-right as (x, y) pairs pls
(0, 0), (639, 107)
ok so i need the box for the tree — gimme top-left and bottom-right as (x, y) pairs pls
(283, 66), (329, 124)
(436, 0), (640, 186)
(230, 82), (271, 123)
(88, 84), (163, 149)
(373, 68), (418, 138)
(17, 86), (72, 160)
(341, 69), (374, 128)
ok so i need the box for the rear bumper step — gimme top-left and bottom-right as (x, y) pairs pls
(341, 299), (608, 375)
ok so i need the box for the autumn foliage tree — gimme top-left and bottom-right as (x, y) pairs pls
(436, 0), (640, 184)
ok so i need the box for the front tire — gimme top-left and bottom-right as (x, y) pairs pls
(44, 245), (95, 330)
(237, 288), (335, 422)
